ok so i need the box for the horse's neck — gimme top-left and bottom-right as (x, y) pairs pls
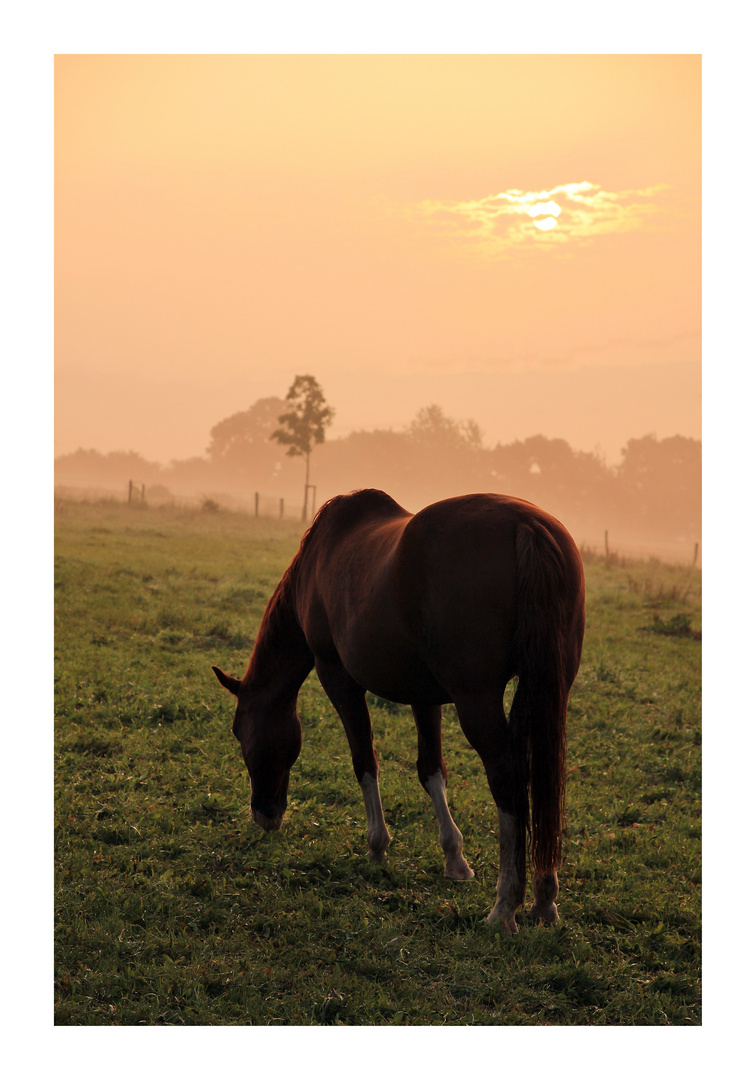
(244, 576), (312, 701)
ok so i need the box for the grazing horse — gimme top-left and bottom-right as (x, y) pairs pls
(213, 489), (585, 933)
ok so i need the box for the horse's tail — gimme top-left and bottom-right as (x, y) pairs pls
(510, 515), (574, 875)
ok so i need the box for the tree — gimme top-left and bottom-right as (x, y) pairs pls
(54, 448), (163, 485)
(270, 375), (335, 520)
(205, 396), (290, 494)
(616, 435), (701, 537)
(207, 397), (286, 464)
(407, 404), (483, 451)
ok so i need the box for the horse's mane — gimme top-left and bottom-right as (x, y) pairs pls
(278, 489), (404, 593)
(291, 490), (405, 568)
(243, 491), (403, 683)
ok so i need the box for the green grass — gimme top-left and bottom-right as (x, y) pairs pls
(54, 499), (701, 1025)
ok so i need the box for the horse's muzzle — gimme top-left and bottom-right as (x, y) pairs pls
(251, 805), (283, 832)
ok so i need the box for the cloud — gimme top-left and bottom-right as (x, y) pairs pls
(410, 181), (670, 256)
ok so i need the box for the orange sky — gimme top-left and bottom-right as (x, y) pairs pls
(55, 55), (700, 464)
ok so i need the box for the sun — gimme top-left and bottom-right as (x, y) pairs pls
(529, 200), (561, 232)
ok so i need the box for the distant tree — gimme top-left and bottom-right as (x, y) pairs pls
(490, 436), (578, 486)
(617, 434), (701, 489)
(206, 397), (287, 475)
(316, 428), (414, 501)
(54, 449), (162, 485)
(616, 434), (701, 536)
(162, 456), (213, 494)
(270, 375), (335, 520)
(487, 435), (611, 522)
(407, 404), (483, 451)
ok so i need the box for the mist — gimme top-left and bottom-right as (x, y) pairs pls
(54, 394), (701, 565)
(54, 357), (700, 470)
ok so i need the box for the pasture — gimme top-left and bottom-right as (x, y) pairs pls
(54, 499), (701, 1025)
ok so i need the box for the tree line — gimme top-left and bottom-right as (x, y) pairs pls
(55, 377), (701, 546)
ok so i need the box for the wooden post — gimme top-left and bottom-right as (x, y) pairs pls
(254, 492), (259, 518)
(693, 542), (699, 567)
(303, 485), (316, 522)
(141, 484), (145, 504)
(302, 452), (310, 523)
(604, 530), (609, 559)
(279, 498), (284, 519)
(128, 480), (133, 505)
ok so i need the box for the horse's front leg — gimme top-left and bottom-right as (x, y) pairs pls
(412, 704), (474, 881)
(315, 659), (390, 861)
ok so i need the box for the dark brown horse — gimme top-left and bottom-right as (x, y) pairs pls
(213, 489), (585, 933)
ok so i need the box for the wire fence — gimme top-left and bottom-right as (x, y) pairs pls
(579, 534), (701, 568)
(54, 481), (700, 566)
(54, 479), (308, 520)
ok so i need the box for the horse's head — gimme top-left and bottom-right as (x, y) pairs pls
(212, 665), (302, 832)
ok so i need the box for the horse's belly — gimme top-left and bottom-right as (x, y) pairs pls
(337, 631), (451, 706)
(348, 659), (452, 706)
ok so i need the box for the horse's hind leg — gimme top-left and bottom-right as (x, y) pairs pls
(314, 659), (390, 861)
(453, 692), (528, 934)
(412, 704), (474, 881)
(531, 871), (559, 924)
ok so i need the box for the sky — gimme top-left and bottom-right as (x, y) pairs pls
(8, 9), (751, 1063)
(55, 54), (701, 465)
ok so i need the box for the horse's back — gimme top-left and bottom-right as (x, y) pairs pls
(296, 490), (582, 704)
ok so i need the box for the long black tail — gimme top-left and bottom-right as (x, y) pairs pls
(509, 516), (574, 874)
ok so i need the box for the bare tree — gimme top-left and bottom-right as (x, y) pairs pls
(270, 375), (335, 520)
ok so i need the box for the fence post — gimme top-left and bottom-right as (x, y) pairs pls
(128, 480), (133, 506)
(604, 530), (609, 559)
(279, 498), (284, 519)
(693, 542), (699, 567)
(254, 492), (259, 518)
(141, 484), (145, 504)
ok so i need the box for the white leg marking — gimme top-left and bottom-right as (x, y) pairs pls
(359, 773), (390, 860)
(531, 871), (559, 924)
(424, 770), (474, 880)
(486, 810), (523, 933)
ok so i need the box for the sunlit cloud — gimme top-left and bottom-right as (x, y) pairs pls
(411, 181), (670, 256)
(528, 201), (562, 218)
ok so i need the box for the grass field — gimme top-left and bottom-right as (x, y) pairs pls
(54, 499), (701, 1025)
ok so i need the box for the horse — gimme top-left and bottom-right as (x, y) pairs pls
(213, 489), (585, 933)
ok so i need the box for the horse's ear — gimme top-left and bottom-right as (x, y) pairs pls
(213, 666), (241, 696)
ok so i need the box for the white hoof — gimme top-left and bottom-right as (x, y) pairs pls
(486, 903), (518, 935)
(444, 854), (475, 880)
